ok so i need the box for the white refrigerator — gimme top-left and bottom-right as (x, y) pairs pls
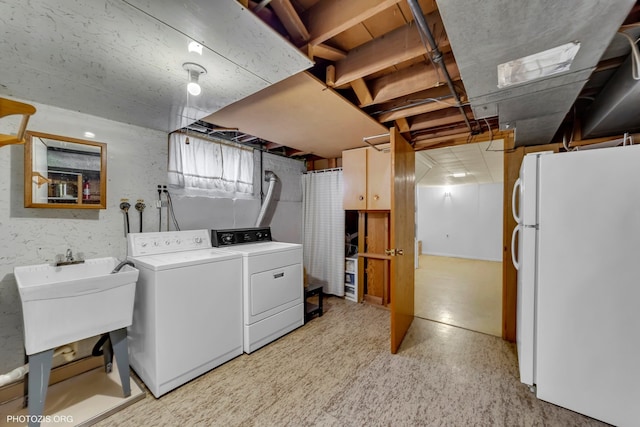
(511, 145), (640, 427)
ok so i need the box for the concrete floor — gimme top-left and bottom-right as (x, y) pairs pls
(414, 255), (502, 336)
(0, 297), (607, 426)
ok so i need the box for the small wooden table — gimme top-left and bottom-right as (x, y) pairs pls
(304, 282), (323, 323)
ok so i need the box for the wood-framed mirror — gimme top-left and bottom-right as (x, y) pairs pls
(24, 131), (107, 209)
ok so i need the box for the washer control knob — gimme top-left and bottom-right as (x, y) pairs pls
(194, 237), (202, 244)
(153, 241), (160, 247)
(175, 239), (181, 245)
(141, 242), (147, 248)
(165, 240), (171, 245)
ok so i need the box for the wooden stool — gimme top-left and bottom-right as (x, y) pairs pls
(304, 282), (323, 323)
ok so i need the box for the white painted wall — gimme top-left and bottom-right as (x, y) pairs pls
(0, 98), (168, 373)
(170, 151), (305, 244)
(0, 99), (305, 376)
(417, 183), (503, 261)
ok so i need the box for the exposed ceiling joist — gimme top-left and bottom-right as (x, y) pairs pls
(303, 0), (404, 46)
(374, 86), (465, 123)
(367, 53), (459, 106)
(331, 10), (447, 87)
(409, 108), (473, 131)
(269, 0), (309, 46)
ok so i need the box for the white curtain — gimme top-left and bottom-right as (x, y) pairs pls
(168, 133), (253, 198)
(302, 170), (345, 296)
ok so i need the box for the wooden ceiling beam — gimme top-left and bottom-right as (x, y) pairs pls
(376, 89), (466, 123)
(270, 0), (309, 46)
(303, 0), (403, 46)
(413, 129), (513, 151)
(332, 11), (448, 87)
(412, 124), (473, 142)
(265, 142), (283, 150)
(367, 53), (459, 106)
(304, 43), (347, 61)
(351, 78), (373, 105)
(409, 107), (473, 132)
(372, 84), (455, 111)
(395, 117), (410, 133)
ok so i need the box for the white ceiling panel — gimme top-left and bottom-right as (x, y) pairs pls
(416, 139), (504, 186)
(0, 0), (313, 133)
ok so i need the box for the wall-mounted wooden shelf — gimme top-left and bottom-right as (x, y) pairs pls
(0, 98), (36, 147)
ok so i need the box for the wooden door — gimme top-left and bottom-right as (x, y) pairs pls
(389, 127), (415, 354)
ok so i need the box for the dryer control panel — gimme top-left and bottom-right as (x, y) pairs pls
(211, 227), (272, 247)
(128, 229), (211, 256)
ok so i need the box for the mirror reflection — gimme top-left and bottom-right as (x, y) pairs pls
(24, 131), (107, 209)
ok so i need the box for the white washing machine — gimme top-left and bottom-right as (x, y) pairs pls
(211, 228), (303, 353)
(126, 229), (242, 397)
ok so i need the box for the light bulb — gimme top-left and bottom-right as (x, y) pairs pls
(188, 41), (203, 55)
(187, 82), (201, 96)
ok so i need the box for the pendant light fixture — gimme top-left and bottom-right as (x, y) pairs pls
(183, 62), (207, 96)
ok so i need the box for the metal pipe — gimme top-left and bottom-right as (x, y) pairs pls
(371, 94), (457, 116)
(362, 133), (390, 151)
(253, 0), (273, 13)
(406, 0), (473, 132)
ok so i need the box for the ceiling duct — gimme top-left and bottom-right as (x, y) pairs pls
(582, 35), (640, 138)
(435, 0), (636, 147)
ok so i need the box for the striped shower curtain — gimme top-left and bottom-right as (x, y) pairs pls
(301, 169), (345, 296)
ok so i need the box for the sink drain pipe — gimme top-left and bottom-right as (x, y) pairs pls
(0, 345), (76, 387)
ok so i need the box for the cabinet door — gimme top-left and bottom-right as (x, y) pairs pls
(366, 148), (390, 210)
(342, 148), (367, 210)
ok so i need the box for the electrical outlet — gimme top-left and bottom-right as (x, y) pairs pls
(155, 200), (167, 208)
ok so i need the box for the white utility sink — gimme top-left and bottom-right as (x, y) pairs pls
(14, 257), (138, 355)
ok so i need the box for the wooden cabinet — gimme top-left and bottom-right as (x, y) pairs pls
(342, 147), (390, 210)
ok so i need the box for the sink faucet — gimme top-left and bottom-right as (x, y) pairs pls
(111, 260), (135, 274)
(55, 249), (85, 266)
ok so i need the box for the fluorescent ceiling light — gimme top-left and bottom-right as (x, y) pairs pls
(83, 131), (95, 138)
(497, 41), (581, 88)
(452, 172), (466, 178)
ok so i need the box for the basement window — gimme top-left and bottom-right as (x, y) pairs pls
(168, 132), (254, 198)
(497, 41), (581, 88)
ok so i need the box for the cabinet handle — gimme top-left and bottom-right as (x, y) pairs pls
(273, 272), (284, 279)
(374, 195), (380, 200)
(358, 195), (364, 201)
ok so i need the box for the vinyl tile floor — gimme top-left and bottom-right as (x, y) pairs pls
(89, 297), (605, 427)
(415, 255), (502, 337)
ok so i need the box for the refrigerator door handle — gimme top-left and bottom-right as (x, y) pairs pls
(512, 178), (522, 224)
(511, 225), (520, 270)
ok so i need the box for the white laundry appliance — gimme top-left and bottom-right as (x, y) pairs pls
(511, 145), (640, 426)
(211, 227), (304, 353)
(127, 229), (243, 397)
